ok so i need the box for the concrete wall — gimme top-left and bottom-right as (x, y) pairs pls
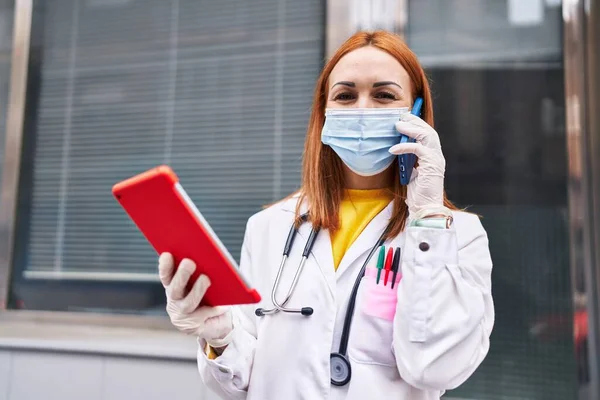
(0, 349), (217, 400)
(0, 318), (221, 400)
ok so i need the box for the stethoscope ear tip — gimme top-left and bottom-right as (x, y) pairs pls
(301, 307), (314, 316)
(255, 308), (265, 317)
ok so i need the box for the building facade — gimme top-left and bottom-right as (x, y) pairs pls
(1, 0), (599, 399)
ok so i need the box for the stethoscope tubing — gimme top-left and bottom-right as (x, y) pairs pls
(254, 212), (392, 386)
(337, 229), (388, 355)
(255, 214), (316, 316)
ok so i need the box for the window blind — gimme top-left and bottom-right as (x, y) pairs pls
(22, 0), (324, 279)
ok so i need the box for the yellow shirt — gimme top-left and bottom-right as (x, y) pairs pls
(331, 188), (394, 270)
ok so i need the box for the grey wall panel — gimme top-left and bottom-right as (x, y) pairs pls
(102, 357), (205, 400)
(0, 351), (11, 400)
(8, 351), (103, 400)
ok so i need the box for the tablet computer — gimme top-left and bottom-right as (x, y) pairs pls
(112, 165), (261, 307)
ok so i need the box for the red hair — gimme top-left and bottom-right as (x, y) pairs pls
(290, 30), (457, 238)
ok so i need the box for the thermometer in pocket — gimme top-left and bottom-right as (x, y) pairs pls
(398, 97), (423, 186)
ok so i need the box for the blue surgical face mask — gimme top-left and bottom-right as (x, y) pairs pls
(321, 108), (409, 176)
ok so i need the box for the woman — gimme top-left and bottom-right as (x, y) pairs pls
(158, 30), (494, 400)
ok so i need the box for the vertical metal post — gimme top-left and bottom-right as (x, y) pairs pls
(0, 0), (33, 309)
(326, 0), (408, 59)
(584, 0), (600, 396)
(564, 0), (600, 397)
(326, 0), (352, 59)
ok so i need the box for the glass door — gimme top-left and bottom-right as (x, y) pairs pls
(405, 0), (577, 399)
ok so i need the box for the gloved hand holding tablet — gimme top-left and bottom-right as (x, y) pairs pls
(112, 165), (261, 308)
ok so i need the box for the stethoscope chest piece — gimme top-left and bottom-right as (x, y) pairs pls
(330, 352), (351, 386)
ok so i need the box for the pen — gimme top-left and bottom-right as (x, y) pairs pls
(383, 247), (393, 286)
(376, 246), (385, 284)
(391, 247), (401, 289)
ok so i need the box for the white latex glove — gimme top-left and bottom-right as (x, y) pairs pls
(158, 253), (234, 348)
(389, 113), (450, 219)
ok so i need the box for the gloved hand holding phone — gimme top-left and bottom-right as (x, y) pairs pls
(158, 253), (234, 349)
(389, 113), (448, 220)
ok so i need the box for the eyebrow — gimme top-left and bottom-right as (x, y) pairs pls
(332, 81), (355, 88)
(331, 81), (403, 89)
(372, 81), (402, 89)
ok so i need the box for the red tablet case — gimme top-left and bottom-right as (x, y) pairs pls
(112, 165), (261, 306)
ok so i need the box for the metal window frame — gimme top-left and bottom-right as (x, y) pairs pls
(564, 0), (600, 398)
(0, 0), (32, 311)
(0, 0), (329, 333)
(0, 0), (171, 330)
(0, 0), (329, 332)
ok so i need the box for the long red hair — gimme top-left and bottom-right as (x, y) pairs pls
(290, 30), (457, 238)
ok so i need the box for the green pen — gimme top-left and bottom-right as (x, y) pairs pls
(376, 245), (386, 284)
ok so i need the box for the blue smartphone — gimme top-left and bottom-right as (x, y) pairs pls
(398, 97), (423, 185)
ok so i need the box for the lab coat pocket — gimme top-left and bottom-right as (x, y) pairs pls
(362, 266), (402, 321)
(348, 268), (402, 367)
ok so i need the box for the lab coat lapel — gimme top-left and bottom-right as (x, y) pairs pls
(296, 219), (336, 299)
(334, 201), (395, 280)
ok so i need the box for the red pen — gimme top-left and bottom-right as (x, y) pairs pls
(383, 247), (393, 286)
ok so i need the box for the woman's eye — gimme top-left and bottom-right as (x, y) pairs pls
(374, 91), (397, 100)
(333, 92), (355, 101)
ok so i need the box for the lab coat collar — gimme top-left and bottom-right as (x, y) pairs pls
(279, 193), (307, 215)
(296, 221), (336, 299)
(279, 195), (395, 289)
(334, 200), (394, 280)
(279, 194), (335, 293)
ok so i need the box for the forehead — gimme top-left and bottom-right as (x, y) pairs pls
(329, 46), (410, 85)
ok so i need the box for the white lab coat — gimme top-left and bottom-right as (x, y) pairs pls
(197, 196), (494, 400)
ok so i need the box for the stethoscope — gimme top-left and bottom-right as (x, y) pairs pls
(255, 213), (391, 386)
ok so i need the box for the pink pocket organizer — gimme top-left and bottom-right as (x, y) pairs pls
(361, 266), (403, 321)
